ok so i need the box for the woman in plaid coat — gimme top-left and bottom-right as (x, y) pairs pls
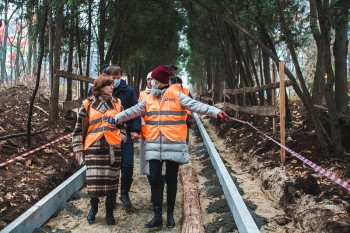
(72, 74), (126, 225)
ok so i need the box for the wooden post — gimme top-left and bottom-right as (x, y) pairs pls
(271, 64), (276, 134)
(279, 61), (286, 164)
(180, 164), (205, 233)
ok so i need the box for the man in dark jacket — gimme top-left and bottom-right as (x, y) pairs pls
(88, 65), (141, 211)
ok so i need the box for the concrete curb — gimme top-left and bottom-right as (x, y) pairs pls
(1, 166), (86, 233)
(193, 113), (260, 233)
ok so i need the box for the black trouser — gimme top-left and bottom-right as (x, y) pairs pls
(90, 193), (116, 209)
(148, 160), (179, 212)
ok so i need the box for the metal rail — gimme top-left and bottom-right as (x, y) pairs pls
(193, 113), (260, 233)
(1, 166), (86, 233)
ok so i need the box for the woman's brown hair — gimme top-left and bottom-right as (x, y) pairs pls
(92, 74), (113, 97)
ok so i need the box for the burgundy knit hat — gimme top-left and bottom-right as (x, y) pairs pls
(151, 65), (174, 84)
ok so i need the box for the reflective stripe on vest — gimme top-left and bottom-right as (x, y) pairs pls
(83, 99), (122, 150)
(143, 85), (187, 141)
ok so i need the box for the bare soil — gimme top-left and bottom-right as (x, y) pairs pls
(1, 85), (350, 233)
(0, 85), (79, 230)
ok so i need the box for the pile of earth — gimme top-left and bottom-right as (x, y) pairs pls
(0, 85), (79, 230)
(210, 100), (350, 232)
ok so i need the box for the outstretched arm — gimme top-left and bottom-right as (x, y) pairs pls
(112, 100), (146, 123)
(179, 92), (221, 118)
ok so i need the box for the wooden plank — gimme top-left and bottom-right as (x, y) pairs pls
(223, 80), (292, 95)
(193, 113), (259, 233)
(224, 102), (277, 116)
(279, 61), (286, 164)
(200, 96), (213, 102)
(62, 99), (83, 112)
(1, 166), (86, 233)
(180, 164), (204, 233)
(54, 70), (94, 83)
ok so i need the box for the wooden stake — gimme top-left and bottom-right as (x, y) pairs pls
(279, 61), (286, 164)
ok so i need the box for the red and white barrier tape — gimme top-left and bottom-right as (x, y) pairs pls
(228, 117), (350, 192)
(0, 133), (73, 168)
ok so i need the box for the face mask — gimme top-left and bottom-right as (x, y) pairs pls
(113, 79), (121, 88)
(151, 79), (159, 89)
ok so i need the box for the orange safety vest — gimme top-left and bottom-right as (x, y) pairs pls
(143, 85), (187, 141)
(139, 90), (149, 102)
(182, 87), (190, 96)
(83, 99), (122, 150)
(139, 90), (151, 138)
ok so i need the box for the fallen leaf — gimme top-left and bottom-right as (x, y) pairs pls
(44, 148), (54, 154)
(25, 160), (32, 166)
(23, 194), (31, 202)
(10, 202), (17, 207)
(0, 206), (7, 213)
(5, 193), (14, 200)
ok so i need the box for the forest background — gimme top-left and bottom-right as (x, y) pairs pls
(0, 0), (349, 158)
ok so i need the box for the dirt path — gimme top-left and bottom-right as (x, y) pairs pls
(39, 143), (183, 233)
(198, 116), (302, 233)
(39, 116), (300, 233)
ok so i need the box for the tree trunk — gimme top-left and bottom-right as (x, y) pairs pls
(333, 5), (349, 114)
(1, 1), (9, 84)
(316, 0), (343, 155)
(48, 7), (53, 93)
(309, 0), (326, 105)
(85, 0), (92, 97)
(15, 9), (23, 81)
(262, 52), (272, 104)
(49, 4), (63, 123)
(27, 0), (48, 148)
(65, 5), (75, 119)
(26, 0), (35, 76)
(258, 48), (265, 105)
(99, 0), (106, 66)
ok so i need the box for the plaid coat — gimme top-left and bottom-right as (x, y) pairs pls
(72, 96), (126, 197)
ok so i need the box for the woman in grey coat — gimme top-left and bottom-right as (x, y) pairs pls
(109, 65), (229, 229)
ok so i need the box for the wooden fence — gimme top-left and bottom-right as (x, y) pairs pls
(54, 70), (94, 112)
(198, 62), (291, 163)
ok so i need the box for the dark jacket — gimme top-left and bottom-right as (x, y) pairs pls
(88, 80), (141, 135)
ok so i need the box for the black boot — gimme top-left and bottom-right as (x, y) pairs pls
(145, 187), (163, 229)
(105, 207), (115, 225)
(87, 197), (99, 223)
(106, 194), (116, 225)
(120, 178), (132, 209)
(167, 212), (175, 228)
(144, 206), (163, 229)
